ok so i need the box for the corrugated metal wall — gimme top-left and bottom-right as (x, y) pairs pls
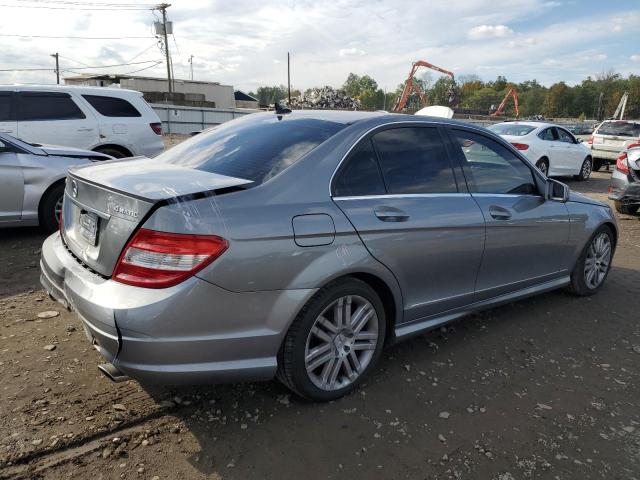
(151, 104), (259, 135)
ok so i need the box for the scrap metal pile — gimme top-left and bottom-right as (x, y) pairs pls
(283, 86), (360, 110)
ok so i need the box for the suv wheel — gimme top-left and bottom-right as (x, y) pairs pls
(568, 226), (614, 296)
(277, 278), (386, 401)
(95, 146), (130, 159)
(592, 158), (603, 171)
(614, 201), (639, 215)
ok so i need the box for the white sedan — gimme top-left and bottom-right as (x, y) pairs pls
(488, 121), (593, 180)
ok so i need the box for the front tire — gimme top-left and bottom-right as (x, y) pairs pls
(574, 157), (592, 181)
(614, 202), (639, 215)
(535, 158), (549, 177)
(568, 226), (614, 296)
(277, 278), (386, 401)
(39, 183), (65, 233)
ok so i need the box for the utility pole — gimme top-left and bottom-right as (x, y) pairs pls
(287, 52), (291, 104)
(154, 3), (172, 93)
(51, 53), (59, 84)
(188, 54), (194, 81)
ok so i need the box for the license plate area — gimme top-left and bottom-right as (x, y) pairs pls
(78, 211), (99, 245)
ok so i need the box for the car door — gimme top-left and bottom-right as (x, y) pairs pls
(0, 92), (17, 136)
(16, 91), (99, 149)
(0, 139), (24, 221)
(447, 128), (571, 301)
(332, 125), (486, 323)
(537, 127), (565, 174)
(556, 127), (584, 173)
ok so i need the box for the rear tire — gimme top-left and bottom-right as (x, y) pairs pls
(277, 278), (386, 401)
(535, 158), (549, 177)
(592, 158), (603, 171)
(39, 183), (65, 233)
(567, 225), (614, 296)
(574, 157), (592, 181)
(614, 202), (639, 215)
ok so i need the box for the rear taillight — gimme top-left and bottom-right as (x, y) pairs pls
(587, 135), (593, 145)
(511, 142), (529, 150)
(150, 122), (162, 135)
(113, 228), (228, 288)
(616, 152), (630, 175)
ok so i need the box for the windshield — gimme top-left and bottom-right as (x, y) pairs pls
(488, 123), (536, 136)
(596, 121), (640, 138)
(155, 113), (346, 185)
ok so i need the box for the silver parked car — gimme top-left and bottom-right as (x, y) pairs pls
(40, 111), (617, 401)
(0, 132), (111, 232)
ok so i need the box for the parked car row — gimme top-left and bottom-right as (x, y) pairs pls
(0, 85), (164, 158)
(39, 111), (617, 401)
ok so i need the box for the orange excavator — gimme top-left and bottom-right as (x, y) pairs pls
(491, 87), (519, 118)
(393, 60), (456, 112)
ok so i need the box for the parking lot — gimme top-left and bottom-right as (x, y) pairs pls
(1, 171), (639, 480)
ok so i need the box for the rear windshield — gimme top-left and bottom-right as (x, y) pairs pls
(596, 121), (640, 138)
(488, 123), (536, 136)
(155, 113), (346, 185)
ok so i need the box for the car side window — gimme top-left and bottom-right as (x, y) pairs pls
(557, 128), (575, 144)
(82, 95), (141, 118)
(538, 128), (557, 141)
(372, 127), (457, 194)
(0, 93), (11, 121)
(333, 139), (386, 197)
(451, 130), (538, 195)
(17, 92), (86, 121)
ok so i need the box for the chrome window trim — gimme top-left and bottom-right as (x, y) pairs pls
(334, 193), (471, 201)
(328, 120), (489, 198)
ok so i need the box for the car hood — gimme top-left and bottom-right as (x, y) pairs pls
(568, 191), (608, 208)
(40, 144), (113, 160)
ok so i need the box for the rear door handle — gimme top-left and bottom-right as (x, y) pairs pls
(489, 205), (511, 220)
(374, 206), (410, 222)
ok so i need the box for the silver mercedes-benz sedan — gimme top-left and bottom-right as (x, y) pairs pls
(0, 132), (112, 232)
(40, 110), (617, 401)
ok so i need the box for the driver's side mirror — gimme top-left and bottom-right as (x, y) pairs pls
(545, 179), (569, 203)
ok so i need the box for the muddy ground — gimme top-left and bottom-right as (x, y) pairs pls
(1, 171), (639, 480)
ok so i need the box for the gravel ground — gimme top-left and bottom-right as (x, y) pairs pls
(1, 171), (639, 480)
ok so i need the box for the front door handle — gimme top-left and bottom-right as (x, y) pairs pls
(489, 205), (511, 220)
(374, 206), (410, 222)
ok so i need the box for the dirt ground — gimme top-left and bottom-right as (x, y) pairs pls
(1, 171), (639, 480)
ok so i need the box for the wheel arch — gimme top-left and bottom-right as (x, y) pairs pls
(38, 178), (66, 225)
(92, 143), (133, 158)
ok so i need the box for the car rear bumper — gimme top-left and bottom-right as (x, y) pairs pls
(40, 232), (315, 385)
(591, 147), (620, 161)
(608, 170), (640, 204)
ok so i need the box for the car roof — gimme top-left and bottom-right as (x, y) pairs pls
(0, 84), (143, 98)
(497, 121), (555, 129)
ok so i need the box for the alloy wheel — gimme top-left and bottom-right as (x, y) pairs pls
(584, 232), (612, 289)
(54, 196), (63, 226)
(537, 161), (548, 176)
(304, 295), (379, 391)
(581, 159), (592, 179)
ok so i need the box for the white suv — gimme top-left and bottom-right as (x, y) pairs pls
(589, 120), (640, 171)
(0, 85), (164, 158)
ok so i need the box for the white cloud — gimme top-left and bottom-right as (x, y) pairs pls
(468, 24), (514, 40)
(631, 55), (640, 62)
(339, 47), (366, 57)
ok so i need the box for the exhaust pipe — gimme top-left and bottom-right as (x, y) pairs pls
(98, 363), (130, 383)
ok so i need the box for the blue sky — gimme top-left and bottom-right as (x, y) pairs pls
(0, 0), (638, 91)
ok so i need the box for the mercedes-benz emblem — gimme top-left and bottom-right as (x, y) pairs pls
(71, 179), (78, 198)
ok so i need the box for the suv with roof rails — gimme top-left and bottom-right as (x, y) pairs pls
(0, 85), (164, 158)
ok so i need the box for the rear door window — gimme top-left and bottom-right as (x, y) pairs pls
(372, 127), (457, 194)
(333, 139), (385, 197)
(17, 92), (85, 121)
(451, 129), (537, 195)
(596, 121), (640, 138)
(538, 128), (557, 141)
(0, 93), (12, 121)
(82, 95), (141, 117)
(557, 128), (575, 144)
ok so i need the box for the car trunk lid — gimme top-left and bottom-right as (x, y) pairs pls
(61, 158), (252, 277)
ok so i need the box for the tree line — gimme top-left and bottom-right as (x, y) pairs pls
(249, 70), (640, 120)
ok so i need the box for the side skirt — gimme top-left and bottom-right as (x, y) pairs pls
(394, 276), (570, 340)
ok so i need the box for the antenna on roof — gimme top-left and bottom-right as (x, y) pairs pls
(274, 102), (291, 115)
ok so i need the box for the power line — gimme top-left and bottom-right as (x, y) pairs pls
(0, 2), (153, 10)
(0, 33), (155, 39)
(0, 59), (162, 72)
(14, 0), (152, 4)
